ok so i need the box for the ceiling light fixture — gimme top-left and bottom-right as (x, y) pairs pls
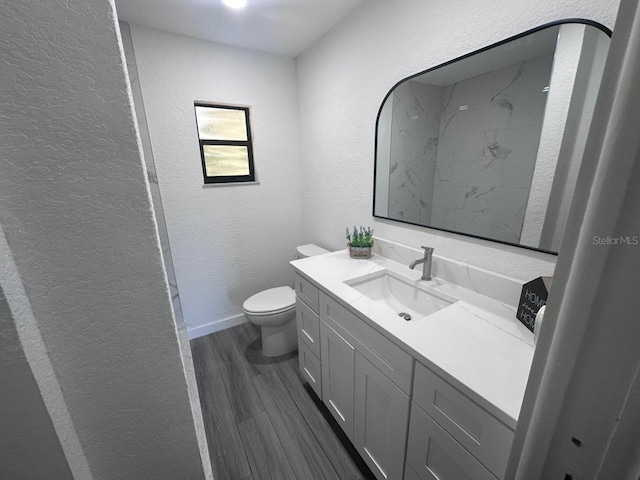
(222, 0), (247, 9)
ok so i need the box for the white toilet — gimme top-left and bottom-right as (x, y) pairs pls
(243, 244), (329, 357)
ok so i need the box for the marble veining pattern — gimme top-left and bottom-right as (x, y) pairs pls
(372, 237), (523, 308)
(388, 81), (443, 225)
(387, 55), (553, 244)
(431, 54), (554, 243)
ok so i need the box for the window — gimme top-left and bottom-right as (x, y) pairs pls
(194, 102), (256, 184)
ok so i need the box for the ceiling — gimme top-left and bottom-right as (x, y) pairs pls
(114, 0), (367, 57)
(414, 26), (560, 86)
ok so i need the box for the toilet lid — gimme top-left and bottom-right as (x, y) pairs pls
(243, 286), (296, 315)
(297, 244), (330, 258)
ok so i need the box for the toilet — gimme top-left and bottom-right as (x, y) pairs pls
(243, 244), (329, 357)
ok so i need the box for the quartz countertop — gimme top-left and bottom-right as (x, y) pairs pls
(290, 250), (536, 429)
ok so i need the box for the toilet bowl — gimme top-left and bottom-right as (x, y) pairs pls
(243, 286), (297, 357)
(243, 244), (329, 357)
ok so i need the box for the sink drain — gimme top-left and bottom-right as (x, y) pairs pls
(398, 312), (412, 321)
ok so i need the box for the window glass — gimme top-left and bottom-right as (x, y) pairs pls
(195, 106), (248, 141)
(203, 145), (250, 176)
(194, 103), (255, 184)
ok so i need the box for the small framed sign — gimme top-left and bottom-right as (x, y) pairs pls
(517, 276), (552, 332)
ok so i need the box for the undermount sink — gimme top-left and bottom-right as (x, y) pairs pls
(345, 270), (457, 321)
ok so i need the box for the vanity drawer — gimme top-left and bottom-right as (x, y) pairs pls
(296, 298), (320, 357)
(298, 339), (322, 398)
(413, 362), (513, 478)
(319, 292), (413, 394)
(406, 402), (497, 480)
(295, 273), (319, 313)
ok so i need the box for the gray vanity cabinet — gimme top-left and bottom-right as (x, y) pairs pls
(320, 318), (356, 440)
(354, 351), (410, 480)
(294, 272), (513, 480)
(406, 362), (514, 480)
(406, 405), (498, 480)
(318, 291), (412, 480)
(295, 274), (322, 398)
(298, 336), (322, 397)
(295, 272), (412, 480)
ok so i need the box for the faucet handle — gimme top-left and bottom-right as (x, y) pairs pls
(420, 245), (434, 253)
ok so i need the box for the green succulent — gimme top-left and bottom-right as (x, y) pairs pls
(346, 226), (374, 248)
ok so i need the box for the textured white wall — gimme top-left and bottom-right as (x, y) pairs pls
(129, 25), (305, 332)
(522, 25), (584, 249)
(540, 28), (610, 251)
(0, 222), (90, 478)
(119, 27), (211, 472)
(0, 0), (207, 478)
(0, 286), (73, 479)
(296, 0), (619, 280)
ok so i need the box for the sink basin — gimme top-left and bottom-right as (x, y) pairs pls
(345, 270), (456, 320)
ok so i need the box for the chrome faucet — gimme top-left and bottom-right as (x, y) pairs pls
(409, 246), (434, 281)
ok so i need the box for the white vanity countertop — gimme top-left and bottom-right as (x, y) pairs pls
(290, 250), (536, 429)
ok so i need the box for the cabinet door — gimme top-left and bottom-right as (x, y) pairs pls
(320, 319), (355, 440)
(354, 352), (409, 480)
(406, 402), (497, 480)
(320, 292), (413, 393)
(412, 362), (512, 478)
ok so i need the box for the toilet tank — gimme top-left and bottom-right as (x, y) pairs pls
(296, 244), (329, 259)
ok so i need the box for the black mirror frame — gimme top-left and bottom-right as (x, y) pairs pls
(372, 19), (612, 255)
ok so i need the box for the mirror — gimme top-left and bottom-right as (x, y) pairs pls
(374, 20), (611, 254)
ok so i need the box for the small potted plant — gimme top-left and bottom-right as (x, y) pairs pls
(346, 226), (374, 259)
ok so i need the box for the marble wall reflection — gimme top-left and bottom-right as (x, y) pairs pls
(388, 82), (443, 225)
(387, 54), (553, 244)
(120, 22), (185, 327)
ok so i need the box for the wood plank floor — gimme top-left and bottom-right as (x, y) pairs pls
(191, 323), (376, 480)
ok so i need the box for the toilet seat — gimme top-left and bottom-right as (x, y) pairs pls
(243, 286), (296, 316)
(242, 244), (328, 357)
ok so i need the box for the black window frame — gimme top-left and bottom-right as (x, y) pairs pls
(194, 102), (256, 184)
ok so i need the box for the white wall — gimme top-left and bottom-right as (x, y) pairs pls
(0, 285), (73, 479)
(539, 27), (609, 251)
(0, 0), (209, 477)
(296, 0), (619, 280)
(521, 24), (584, 249)
(119, 22), (186, 328)
(129, 25), (305, 334)
(0, 221), (90, 479)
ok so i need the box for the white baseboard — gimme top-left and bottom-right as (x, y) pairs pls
(187, 313), (248, 339)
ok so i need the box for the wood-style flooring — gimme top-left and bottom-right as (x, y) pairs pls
(191, 323), (376, 480)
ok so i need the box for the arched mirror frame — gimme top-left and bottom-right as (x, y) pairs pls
(372, 19), (613, 255)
